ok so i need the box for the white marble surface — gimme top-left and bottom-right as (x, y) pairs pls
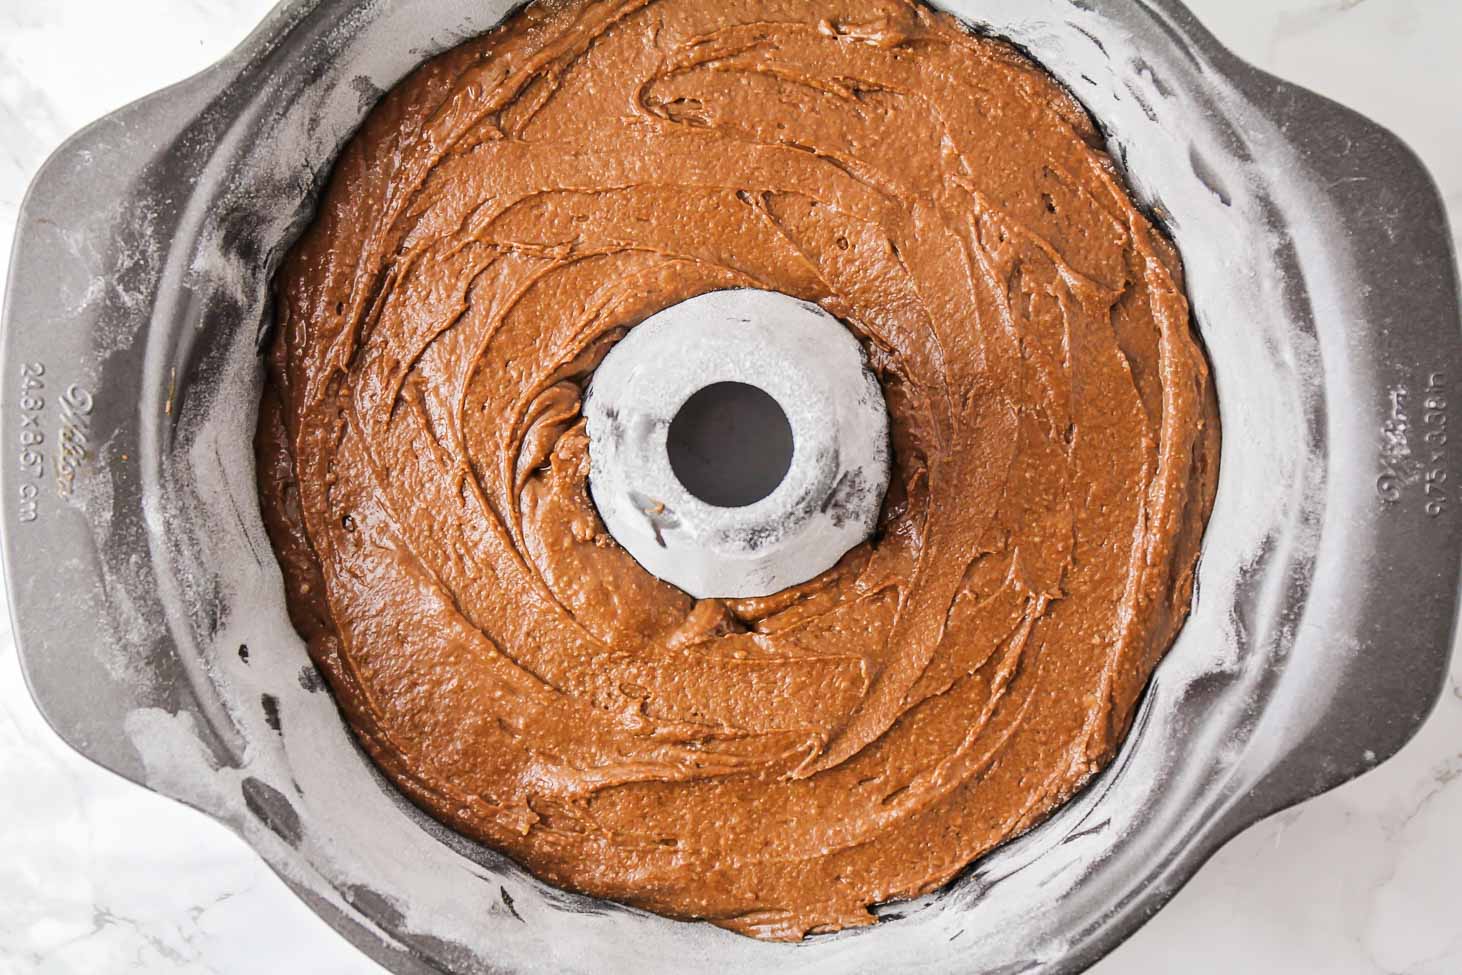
(0, 1), (1458, 972)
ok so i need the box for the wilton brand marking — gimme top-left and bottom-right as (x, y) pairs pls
(55, 384), (94, 501)
(12, 366), (99, 522)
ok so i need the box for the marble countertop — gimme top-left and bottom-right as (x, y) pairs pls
(1, 1), (1458, 972)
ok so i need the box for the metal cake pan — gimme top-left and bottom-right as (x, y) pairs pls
(3, 1), (1459, 972)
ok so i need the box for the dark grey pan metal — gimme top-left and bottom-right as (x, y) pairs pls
(3, 1), (1458, 972)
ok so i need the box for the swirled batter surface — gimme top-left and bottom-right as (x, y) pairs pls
(258, 0), (1219, 940)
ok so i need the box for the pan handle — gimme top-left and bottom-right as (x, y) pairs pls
(1, 70), (230, 786)
(1229, 70), (1461, 819)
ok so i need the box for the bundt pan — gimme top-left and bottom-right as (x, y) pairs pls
(3, 0), (1459, 972)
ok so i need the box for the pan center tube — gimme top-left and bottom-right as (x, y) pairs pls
(584, 288), (891, 600)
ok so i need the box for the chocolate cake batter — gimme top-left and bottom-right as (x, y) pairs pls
(258, 0), (1219, 940)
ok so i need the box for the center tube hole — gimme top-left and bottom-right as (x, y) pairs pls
(667, 382), (794, 508)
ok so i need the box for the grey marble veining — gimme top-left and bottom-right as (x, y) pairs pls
(0, 1), (1457, 972)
